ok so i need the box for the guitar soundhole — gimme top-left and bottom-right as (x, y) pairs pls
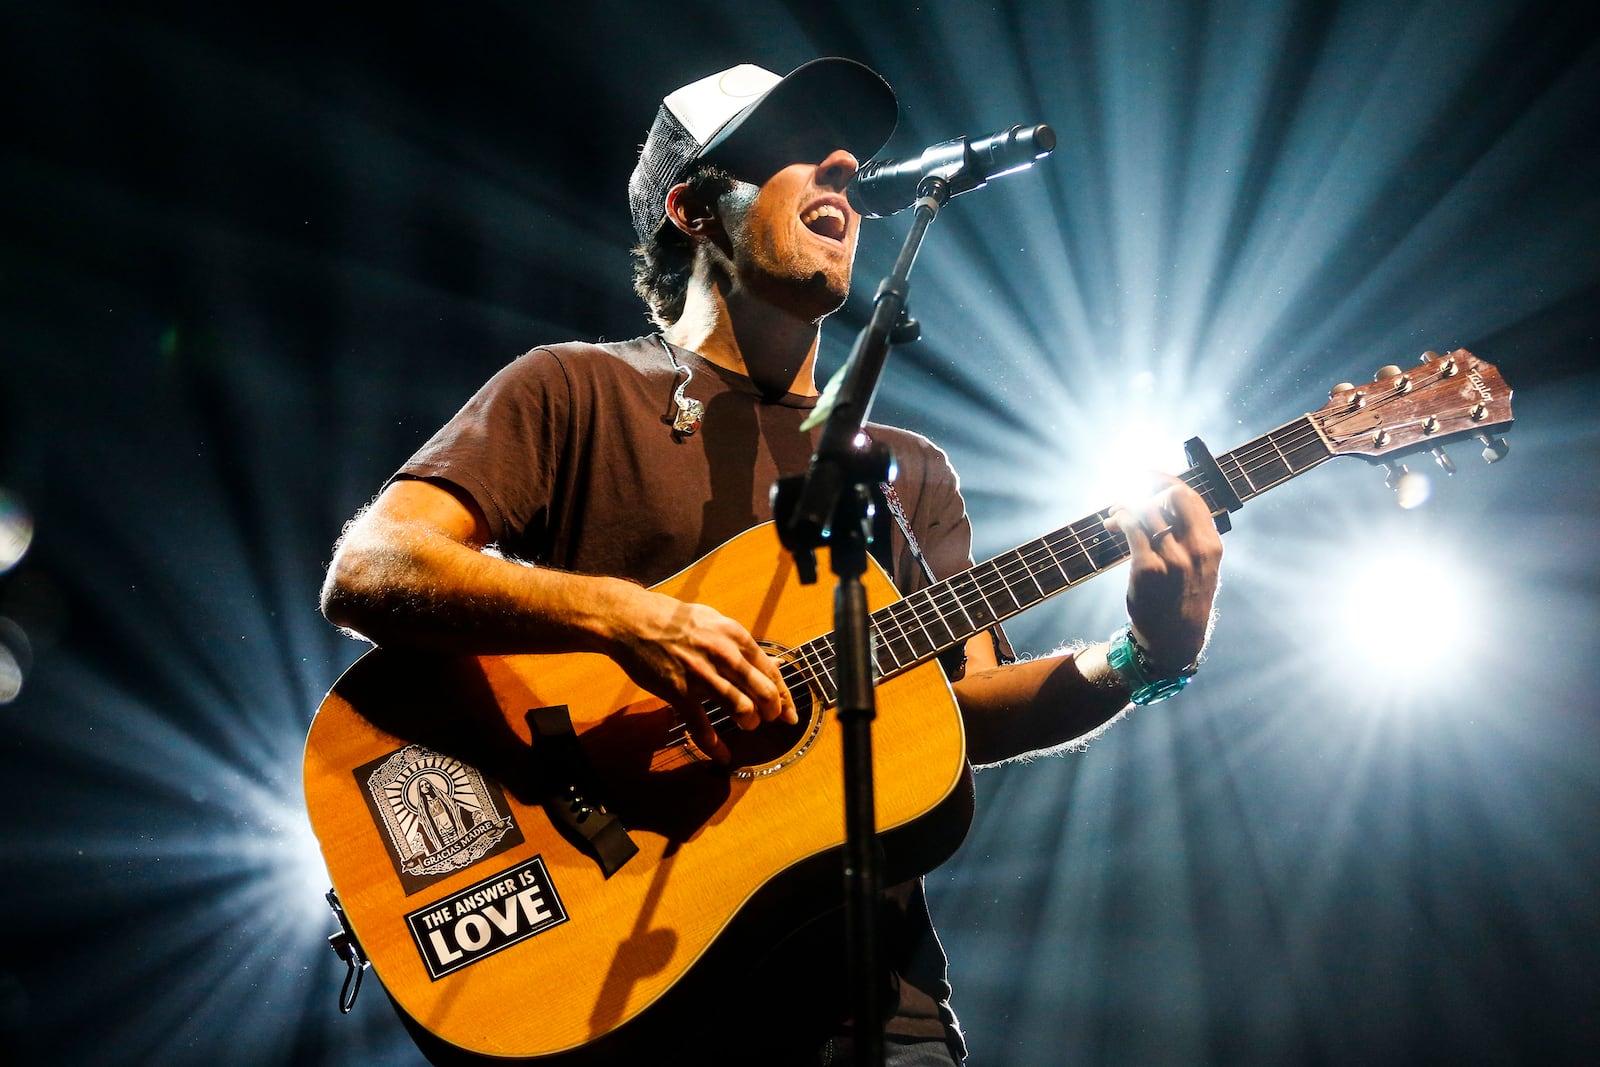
(722, 646), (822, 779)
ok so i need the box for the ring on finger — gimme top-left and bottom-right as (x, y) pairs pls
(1147, 525), (1175, 544)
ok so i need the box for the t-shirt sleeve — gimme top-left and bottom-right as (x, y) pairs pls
(395, 348), (571, 553)
(900, 441), (976, 583)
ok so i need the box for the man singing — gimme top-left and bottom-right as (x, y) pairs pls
(322, 57), (1222, 1065)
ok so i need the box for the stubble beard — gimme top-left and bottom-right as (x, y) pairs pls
(724, 184), (855, 322)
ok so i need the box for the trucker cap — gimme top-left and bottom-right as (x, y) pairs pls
(627, 58), (898, 243)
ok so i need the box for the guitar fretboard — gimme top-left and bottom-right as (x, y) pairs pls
(784, 414), (1334, 704)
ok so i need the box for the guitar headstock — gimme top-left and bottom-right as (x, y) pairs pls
(1315, 349), (1513, 465)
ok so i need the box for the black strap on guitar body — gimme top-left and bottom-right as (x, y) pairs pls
(526, 705), (639, 877)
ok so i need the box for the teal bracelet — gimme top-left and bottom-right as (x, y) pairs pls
(1106, 624), (1195, 705)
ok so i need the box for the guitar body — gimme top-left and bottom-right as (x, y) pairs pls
(304, 522), (972, 1062)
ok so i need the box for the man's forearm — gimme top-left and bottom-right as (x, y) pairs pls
(953, 644), (1134, 766)
(321, 515), (639, 656)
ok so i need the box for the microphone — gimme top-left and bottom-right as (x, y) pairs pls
(848, 123), (1056, 218)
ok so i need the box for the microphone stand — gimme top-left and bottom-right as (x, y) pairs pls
(772, 173), (953, 1067)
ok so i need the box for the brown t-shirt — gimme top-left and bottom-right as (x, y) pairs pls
(398, 335), (986, 1051)
(401, 336), (978, 592)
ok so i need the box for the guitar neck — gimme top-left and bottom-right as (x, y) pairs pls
(790, 415), (1333, 700)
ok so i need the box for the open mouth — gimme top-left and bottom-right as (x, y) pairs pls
(800, 203), (848, 243)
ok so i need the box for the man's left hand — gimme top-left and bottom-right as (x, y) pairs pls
(1106, 476), (1224, 673)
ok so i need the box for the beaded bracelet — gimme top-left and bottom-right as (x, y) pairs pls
(1106, 623), (1197, 705)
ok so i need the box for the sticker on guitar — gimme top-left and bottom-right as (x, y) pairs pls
(356, 743), (525, 895)
(406, 857), (569, 980)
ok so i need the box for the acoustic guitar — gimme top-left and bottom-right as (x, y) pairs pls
(304, 350), (1512, 1062)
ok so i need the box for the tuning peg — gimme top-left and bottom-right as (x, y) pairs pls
(1374, 365), (1412, 393)
(1477, 433), (1510, 464)
(1431, 447), (1456, 475)
(1330, 381), (1355, 397)
(1381, 462), (1431, 509)
(1419, 349), (1459, 376)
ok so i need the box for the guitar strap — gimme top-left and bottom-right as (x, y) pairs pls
(877, 479), (937, 585)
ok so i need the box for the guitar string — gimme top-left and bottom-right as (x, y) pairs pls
(670, 386), (1398, 748)
(652, 374), (1465, 756)
(656, 388), (1419, 755)
(663, 450), (1407, 753)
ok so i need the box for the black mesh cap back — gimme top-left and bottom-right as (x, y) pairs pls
(628, 104), (698, 244)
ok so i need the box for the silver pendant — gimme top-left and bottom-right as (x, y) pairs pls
(662, 337), (704, 436)
(672, 391), (704, 435)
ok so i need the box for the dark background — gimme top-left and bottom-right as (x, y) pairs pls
(2, 1), (1597, 1064)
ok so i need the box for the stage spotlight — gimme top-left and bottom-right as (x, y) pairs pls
(0, 617), (27, 704)
(1382, 463), (1435, 510)
(0, 488), (33, 574)
(265, 793), (341, 932)
(1317, 535), (1479, 700)
(1070, 371), (1204, 514)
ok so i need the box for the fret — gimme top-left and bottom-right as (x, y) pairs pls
(980, 550), (1030, 615)
(870, 640), (894, 679)
(1217, 451), (1250, 504)
(814, 640), (840, 705)
(793, 640), (820, 688)
(914, 586), (962, 648)
(872, 618), (911, 673)
(797, 639), (838, 706)
(1079, 513), (1128, 574)
(870, 600), (905, 651)
(953, 568), (1000, 630)
(1216, 451), (1253, 503)
(880, 600), (929, 667)
(928, 572), (985, 634)
(1046, 525), (1082, 580)
(1234, 452), (1262, 494)
(1009, 546), (1048, 603)
(1032, 533), (1076, 594)
(884, 601), (936, 664)
(1249, 434), (1296, 489)
(901, 614), (942, 661)
(1217, 417), (1331, 502)
(883, 585), (940, 659)
(1281, 420), (1333, 473)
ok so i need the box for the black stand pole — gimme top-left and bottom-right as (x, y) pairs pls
(773, 175), (952, 1067)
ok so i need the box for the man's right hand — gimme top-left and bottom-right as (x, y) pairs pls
(604, 587), (798, 764)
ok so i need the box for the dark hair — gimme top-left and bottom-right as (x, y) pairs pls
(630, 163), (735, 329)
